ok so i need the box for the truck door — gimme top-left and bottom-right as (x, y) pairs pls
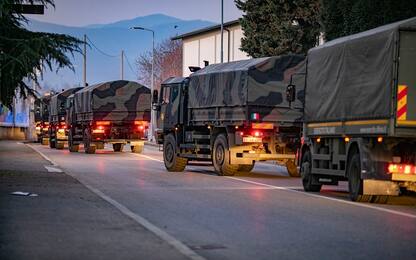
(159, 84), (180, 130)
(396, 31), (416, 127)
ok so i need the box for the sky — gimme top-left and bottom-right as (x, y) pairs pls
(27, 0), (243, 26)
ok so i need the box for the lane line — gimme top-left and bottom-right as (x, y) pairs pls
(132, 153), (164, 162)
(226, 177), (416, 219)
(26, 144), (206, 260)
(44, 166), (63, 173)
(133, 151), (416, 219)
(26, 144), (59, 166)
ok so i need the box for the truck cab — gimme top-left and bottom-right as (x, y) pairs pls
(154, 77), (188, 144)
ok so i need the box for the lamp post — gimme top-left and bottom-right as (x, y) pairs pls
(131, 26), (155, 142)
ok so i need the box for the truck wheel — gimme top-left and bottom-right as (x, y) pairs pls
(68, 130), (79, 152)
(56, 142), (64, 150)
(286, 160), (300, 177)
(213, 134), (238, 176)
(301, 150), (322, 192)
(347, 153), (371, 202)
(84, 128), (96, 154)
(113, 143), (124, 152)
(163, 134), (187, 171)
(49, 137), (56, 149)
(238, 163), (255, 173)
(131, 145), (143, 153)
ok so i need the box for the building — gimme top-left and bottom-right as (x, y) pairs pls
(172, 20), (249, 77)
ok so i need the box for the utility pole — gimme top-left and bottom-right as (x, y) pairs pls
(220, 0), (224, 63)
(121, 50), (124, 80)
(83, 34), (87, 87)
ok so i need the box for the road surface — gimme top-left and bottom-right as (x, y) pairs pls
(29, 143), (416, 260)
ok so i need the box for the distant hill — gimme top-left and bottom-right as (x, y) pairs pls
(25, 14), (214, 92)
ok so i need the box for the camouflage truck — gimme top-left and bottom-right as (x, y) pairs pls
(49, 87), (82, 149)
(66, 80), (151, 154)
(34, 94), (51, 144)
(297, 17), (416, 202)
(153, 55), (305, 176)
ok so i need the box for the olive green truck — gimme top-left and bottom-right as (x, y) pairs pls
(298, 17), (416, 202)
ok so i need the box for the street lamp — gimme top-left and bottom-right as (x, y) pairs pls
(131, 26), (155, 142)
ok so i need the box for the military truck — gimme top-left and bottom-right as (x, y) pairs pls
(153, 55), (305, 176)
(49, 87), (82, 149)
(34, 94), (51, 145)
(297, 17), (416, 202)
(66, 80), (151, 154)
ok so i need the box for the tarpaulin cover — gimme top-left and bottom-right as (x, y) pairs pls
(73, 80), (150, 115)
(188, 55), (305, 109)
(50, 87), (82, 116)
(305, 17), (416, 123)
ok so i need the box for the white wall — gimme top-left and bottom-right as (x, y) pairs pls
(181, 24), (249, 77)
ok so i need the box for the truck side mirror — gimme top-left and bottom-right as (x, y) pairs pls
(152, 90), (160, 111)
(286, 84), (296, 103)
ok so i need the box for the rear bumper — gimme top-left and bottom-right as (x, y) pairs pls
(392, 173), (416, 182)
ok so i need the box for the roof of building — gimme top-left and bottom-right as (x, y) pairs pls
(171, 19), (240, 40)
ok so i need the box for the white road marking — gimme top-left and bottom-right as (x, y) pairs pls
(44, 166), (63, 173)
(26, 144), (205, 260)
(26, 144), (59, 166)
(226, 177), (416, 219)
(133, 151), (416, 219)
(132, 153), (164, 162)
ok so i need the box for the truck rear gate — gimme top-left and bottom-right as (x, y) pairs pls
(301, 17), (416, 202)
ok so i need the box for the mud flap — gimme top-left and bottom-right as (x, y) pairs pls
(363, 180), (400, 196)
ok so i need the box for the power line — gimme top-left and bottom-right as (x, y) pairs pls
(123, 52), (136, 75)
(86, 36), (118, 58)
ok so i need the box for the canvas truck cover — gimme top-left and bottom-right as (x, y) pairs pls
(305, 17), (416, 123)
(188, 55), (306, 110)
(73, 80), (151, 121)
(50, 87), (82, 116)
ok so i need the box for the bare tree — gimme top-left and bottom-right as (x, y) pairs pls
(136, 39), (182, 91)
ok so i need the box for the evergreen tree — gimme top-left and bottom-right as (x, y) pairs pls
(235, 0), (320, 57)
(0, 0), (82, 107)
(321, 0), (416, 41)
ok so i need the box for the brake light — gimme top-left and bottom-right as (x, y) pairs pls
(92, 129), (105, 134)
(96, 121), (111, 126)
(134, 120), (148, 126)
(253, 131), (262, 137)
(388, 163), (416, 174)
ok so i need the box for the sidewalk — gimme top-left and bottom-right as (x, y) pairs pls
(0, 141), (186, 260)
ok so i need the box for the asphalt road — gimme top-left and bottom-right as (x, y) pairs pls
(29, 143), (416, 260)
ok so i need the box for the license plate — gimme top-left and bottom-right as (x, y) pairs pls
(243, 137), (262, 143)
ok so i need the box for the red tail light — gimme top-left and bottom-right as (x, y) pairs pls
(388, 163), (416, 174)
(96, 121), (111, 126)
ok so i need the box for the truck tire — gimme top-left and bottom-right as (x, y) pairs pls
(163, 134), (188, 172)
(238, 163), (255, 173)
(301, 150), (322, 192)
(68, 130), (79, 152)
(56, 142), (64, 150)
(131, 145), (143, 153)
(286, 160), (299, 177)
(49, 138), (56, 149)
(213, 134), (238, 176)
(113, 143), (124, 152)
(347, 153), (371, 202)
(84, 128), (96, 154)
(163, 134), (187, 171)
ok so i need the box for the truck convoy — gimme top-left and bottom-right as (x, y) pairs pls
(34, 94), (51, 145)
(298, 17), (416, 201)
(153, 55), (305, 176)
(66, 80), (151, 154)
(49, 87), (82, 149)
